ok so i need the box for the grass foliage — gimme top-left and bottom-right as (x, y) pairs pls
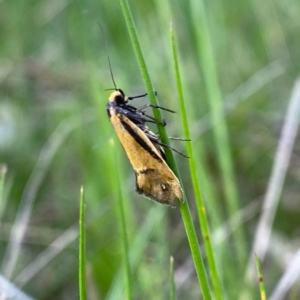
(79, 186), (86, 300)
(0, 0), (300, 299)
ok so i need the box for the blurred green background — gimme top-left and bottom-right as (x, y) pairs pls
(0, 0), (299, 299)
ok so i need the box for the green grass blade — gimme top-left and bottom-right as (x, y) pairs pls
(79, 186), (86, 300)
(111, 138), (132, 300)
(0, 165), (7, 223)
(118, 0), (212, 298)
(255, 255), (266, 300)
(118, 0), (170, 150)
(189, 0), (247, 267)
(170, 256), (176, 300)
(179, 201), (212, 299)
(170, 24), (223, 300)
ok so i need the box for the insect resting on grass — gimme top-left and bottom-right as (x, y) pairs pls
(105, 59), (188, 206)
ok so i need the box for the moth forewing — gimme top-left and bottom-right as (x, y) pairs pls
(107, 97), (183, 206)
(101, 29), (184, 206)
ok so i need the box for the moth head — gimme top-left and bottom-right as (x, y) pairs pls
(108, 88), (127, 105)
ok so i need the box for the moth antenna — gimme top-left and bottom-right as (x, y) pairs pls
(107, 54), (117, 90)
(82, 10), (117, 90)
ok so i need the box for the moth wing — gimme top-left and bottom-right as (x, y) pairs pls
(109, 110), (183, 206)
(135, 168), (183, 206)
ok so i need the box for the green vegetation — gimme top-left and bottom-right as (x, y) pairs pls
(0, 0), (299, 299)
(79, 186), (86, 300)
(255, 254), (266, 300)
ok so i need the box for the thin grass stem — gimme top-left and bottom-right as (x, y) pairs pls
(79, 186), (87, 300)
(170, 23), (223, 300)
(189, 0), (247, 268)
(118, 0), (212, 298)
(170, 256), (176, 300)
(254, 255), (266, 300)
(111, 138), (132, 300)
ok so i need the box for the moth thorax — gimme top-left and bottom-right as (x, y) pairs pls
(109, 89), (127, 104)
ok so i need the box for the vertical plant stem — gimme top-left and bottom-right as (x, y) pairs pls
(189, 0), (246, 266)
(255, 255), (266, 300)
(79, 186), (86, 300)
(112, 139), (132, 300)
(118, 0), (212, 298)
(170, 24), (223, 300)
(0, 165), (7, 222)
(178, 201), (212, 300)
(170, 256), (176, 300)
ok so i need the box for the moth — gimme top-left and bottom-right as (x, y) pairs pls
(106, 86), (188, 206)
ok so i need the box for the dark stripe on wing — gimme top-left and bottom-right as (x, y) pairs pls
(120, 119), (162, 161)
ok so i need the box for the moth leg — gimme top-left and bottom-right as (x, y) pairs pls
(139, 113), (167, 126)
(152, 133), (190, 142)
(121, 104), (166, 126)
(127, 91), (158, 101)
(158, 142), (189, 158)
(121, 109), (165, 126)
(143, 119), (166, 126)
(147, 135), (189, 158)
(168, 137), (191, 142)
(136, 104), (176, 114)
(127, 93), (148, 100)
(126, 103), (172, 123)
